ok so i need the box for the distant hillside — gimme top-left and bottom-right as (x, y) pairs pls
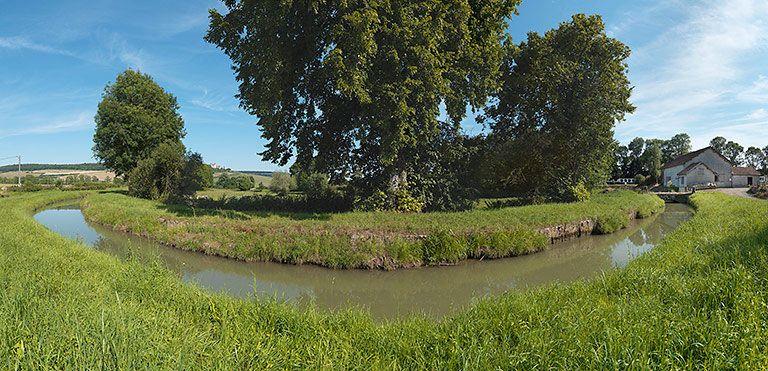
(238, 171), (274, 177)
(0, 163), (107, 173)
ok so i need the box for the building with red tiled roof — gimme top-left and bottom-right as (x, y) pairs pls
(662, 147), (765, 189)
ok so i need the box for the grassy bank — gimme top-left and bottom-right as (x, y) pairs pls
(2, 191), (768, 367)
(81, 190), (664, 269)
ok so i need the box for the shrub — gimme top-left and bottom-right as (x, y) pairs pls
(468, 229), (548, 258)
(192, 192), (354, 213)
(594, 210), (631, 234)
(422, 231), (467, 265)
(563, 182), (591, 202)
(128, 142), (209, 201)
(216, 174), (255, 191)
(297, 173), (331, 198)
(269, 172), (295, 195)
(198, 164), (215, 189)
(634, 174), (646, 186)
(355, 187), (425, 213)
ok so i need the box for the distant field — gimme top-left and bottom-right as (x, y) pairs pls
(0, 163), (106, 172)
(0, 164), (273, 186)
(0, 169), (116, 181)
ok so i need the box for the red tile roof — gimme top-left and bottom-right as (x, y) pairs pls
(733, 167), (761, 176)
(663, 147), (734, 169)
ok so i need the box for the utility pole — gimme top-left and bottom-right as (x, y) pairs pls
(0, 155), (22, 187)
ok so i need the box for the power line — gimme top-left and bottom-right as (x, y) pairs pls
(0, 155), (22, 187)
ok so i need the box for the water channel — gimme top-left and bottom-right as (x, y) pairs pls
(34, 203), (692, 320)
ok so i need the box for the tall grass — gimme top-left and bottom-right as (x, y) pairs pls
(1, 191), (767, 367)
(81, 190), (664, 269)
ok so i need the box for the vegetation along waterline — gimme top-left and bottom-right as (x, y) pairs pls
(78, 190), (664, 270)
(3, 190), (767, 368)
(37, 200), (692, 320)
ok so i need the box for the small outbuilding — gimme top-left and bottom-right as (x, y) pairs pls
(732, 166), (762, 187)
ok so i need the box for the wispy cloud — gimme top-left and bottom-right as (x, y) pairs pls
(0, 112), (94, 139)
(738, 75), (768, 103)
(747, 108), (768, 120)
(0, 36), (76, 57)
(618, 0), (768, 147)
(189, 88), (240, 113)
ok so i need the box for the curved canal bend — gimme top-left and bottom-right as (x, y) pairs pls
(35, 204), (692, 320)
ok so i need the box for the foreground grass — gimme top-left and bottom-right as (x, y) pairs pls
(2, 191), (768, 367)
(82, 190), (664, 269)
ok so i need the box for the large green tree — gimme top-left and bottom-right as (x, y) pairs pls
(484, 14), (635, 199)
(93, 70), (186, 177)
(205, 0), (520, 209)
(722, 140), (744, 165)
(710, 137), (727, 153)
(745, 147), (765, 169)
(661, 133), (691, 163)
(640, 141), (663, 185)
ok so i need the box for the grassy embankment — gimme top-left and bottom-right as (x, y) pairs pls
(2, 191), (768, 367)
(81, 190), (664, 269)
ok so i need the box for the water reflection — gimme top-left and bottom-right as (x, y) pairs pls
(35, 204), (692, 320)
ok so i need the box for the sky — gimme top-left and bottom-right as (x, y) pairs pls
(1, 0), (767, 170)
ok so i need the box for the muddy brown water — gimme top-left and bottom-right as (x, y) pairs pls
(34, 204), (692, 320)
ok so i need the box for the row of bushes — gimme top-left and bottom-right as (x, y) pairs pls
(193, 190), (354, 213)
(5, 182), (115, 193)
(0, 174), (120, 186)
(215, 174), (256, 191)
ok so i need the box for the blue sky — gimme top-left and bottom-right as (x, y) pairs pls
(1, 0), (767, 170)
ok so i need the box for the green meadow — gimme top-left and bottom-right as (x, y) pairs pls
(1, 191), (767, 368)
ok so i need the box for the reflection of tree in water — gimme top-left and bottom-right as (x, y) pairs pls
(66, 205), (692, 320)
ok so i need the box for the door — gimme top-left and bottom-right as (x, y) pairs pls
(748, 177), (754, 186)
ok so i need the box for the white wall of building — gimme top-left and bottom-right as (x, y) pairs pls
(663, 165), (685, 187)
(733, 175), (758, 187)
(663, 149), (733, 188)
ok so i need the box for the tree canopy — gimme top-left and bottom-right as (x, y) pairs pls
(710, 137), (727, 154)
(128, 142), (210, 201)
(483, 14), (635, 199)
(93, 70), (186, 177)
(613, 133), (691, 184)
(206, 0), (520, 209)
